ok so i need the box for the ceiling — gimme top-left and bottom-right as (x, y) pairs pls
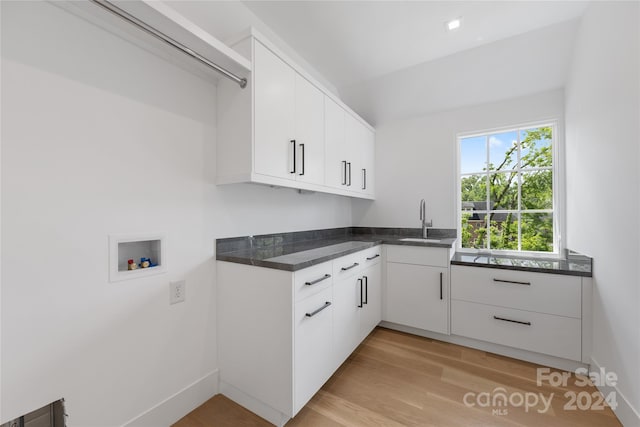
(243, 1), (587, 88)
(242, 1), (588, 124)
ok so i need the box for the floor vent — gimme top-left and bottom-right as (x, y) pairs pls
(1, 399), (66, 427)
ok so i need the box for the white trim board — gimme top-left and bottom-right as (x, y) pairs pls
(590, 357), (640, 427)
(121, 370), (218, 427)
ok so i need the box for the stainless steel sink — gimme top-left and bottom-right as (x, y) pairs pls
(399, 238), (442, 243)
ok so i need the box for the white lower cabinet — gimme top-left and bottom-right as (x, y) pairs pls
(218, 242), (589, 425)
(384, 245), (451, 335)
(294, 286), (334, 414)
(333, 248), (382, 367)
(386, 263), (448, 334)
(451, 299), (582, 361)
(450, 265), (586, 362)
(360, 263), (382, 340)
(217, 245), (382, 425)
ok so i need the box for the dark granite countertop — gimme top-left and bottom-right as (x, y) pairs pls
(216, 227), (591, 276)
(216, 227), (456, 271)
(451, 250), (592, 277)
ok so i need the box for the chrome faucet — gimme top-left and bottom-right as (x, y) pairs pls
(419, 199), (432, 238)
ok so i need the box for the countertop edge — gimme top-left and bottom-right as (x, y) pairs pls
(450, 260), (592, 277)
(217, 241), (383, 272)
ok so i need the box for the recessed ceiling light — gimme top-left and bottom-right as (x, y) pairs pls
(446, 17), (462, 31)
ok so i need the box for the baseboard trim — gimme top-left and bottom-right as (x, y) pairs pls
(590, 357), (640, 427)
(379, 322), (588, 372)
(220, 380), (289, 427)
(121, 370), (219, 427)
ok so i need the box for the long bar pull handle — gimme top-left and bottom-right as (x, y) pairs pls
(341, 161), (347, 185)
(439, 272), (443, 300)
(341, 262), (359, 271)
(299, 143), (305, 176)
(304, 274), (331, 286)
(358, 278), (363, 308)
(306, 302), (332, 317)
(363, 276), (368, 304)
(290, 140), (296, 174)
(347, 162), (352, 186)
(493, 278), (531, 286)
(366, 254), (380, 261)
(493, 316), (531, 326)
(362, 168), (366, 190)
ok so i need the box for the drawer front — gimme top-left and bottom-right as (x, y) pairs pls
(386, 245), (448, 267)
(294, 261), (333, 301)
(361, 246), (383, 268)
(332, 251), (365, 279)
(451, 300), (581, 361)
(294, 287), (334, 413)
(451, 266), (581, 318)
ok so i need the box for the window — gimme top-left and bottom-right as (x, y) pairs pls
(458, 123), (557, 253)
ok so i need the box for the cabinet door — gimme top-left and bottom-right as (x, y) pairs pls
(294, 287), (333, 414)
(254, 41), (295, 180)
(294, 74), (325, 185)
(360, 263), (382, 340)
(324, 97), (347, 189)
(333, 275), (361, 366)
(385, 263), (449, 334)
(344, 113), (361, 192)
(360, 126), (375, 196)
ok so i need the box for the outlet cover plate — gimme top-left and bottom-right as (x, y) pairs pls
(170, 280), (186, 305)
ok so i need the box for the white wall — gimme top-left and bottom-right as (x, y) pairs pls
(353, 90), (564, 232)
(0, 1), (351, 425)
(164, 0), (340, 97)
(565, 2), (640, 425)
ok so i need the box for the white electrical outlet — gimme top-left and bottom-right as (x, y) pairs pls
(170, 280), (186, 305)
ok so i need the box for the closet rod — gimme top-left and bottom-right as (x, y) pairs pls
(91, 0), (248, 88)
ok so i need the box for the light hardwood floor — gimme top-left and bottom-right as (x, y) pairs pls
(174, 327), (621, 427)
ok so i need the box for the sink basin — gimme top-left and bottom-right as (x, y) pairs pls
(399, 238), (442, 243)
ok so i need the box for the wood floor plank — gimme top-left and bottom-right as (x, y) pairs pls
(173, 327), (621, 427)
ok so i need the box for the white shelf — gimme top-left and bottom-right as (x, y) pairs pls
(53, 0), (251, 84)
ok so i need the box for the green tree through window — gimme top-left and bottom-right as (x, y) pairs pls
(460, 125), (554, 252)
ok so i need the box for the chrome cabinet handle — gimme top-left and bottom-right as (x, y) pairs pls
(305, 302), (331, 317)
(493, 278), (531, 286)
(299, 143), (305, 176)
(439, 272), (443, 300)
(362, 168), (366, 190)
(347, 162), (352, 186)
(290, 140), (296, 174)
(341, 262), (359, 271)
(493, 315), (531, 326)
(366, 254), (380, 261)
(358, 278), (363, 308)
(304, 274), (331, 286)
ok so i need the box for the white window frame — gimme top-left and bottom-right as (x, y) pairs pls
(456, 120), (564, 257)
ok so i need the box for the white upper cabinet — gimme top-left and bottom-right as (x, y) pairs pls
(325, 96), (375, 196)
(294, 74), (325, 185)
(217, 29), (375, 199)
(324, 97), (347, 189)
(254, 40), (296, 180)
(360, 124), (375, 196)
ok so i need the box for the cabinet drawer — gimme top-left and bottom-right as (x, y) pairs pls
(294, 261), (333, 301)
(386, 245), (448, 267)
(451, 300), (581, 361)
(294, 287), (334, 413)
(360, 246), (382, 267)
(451, 266), (581, 318)
(333, 251), (365, 279)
